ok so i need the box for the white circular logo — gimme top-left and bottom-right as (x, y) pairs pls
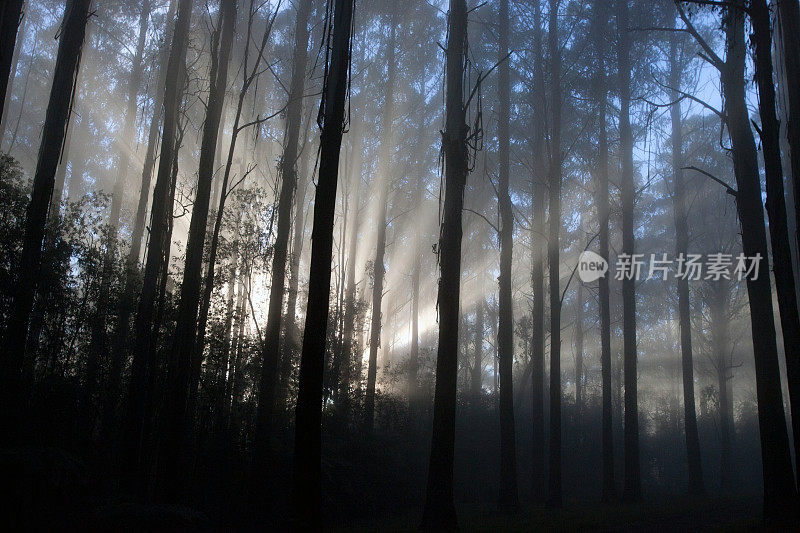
(578, 250), (608, 283)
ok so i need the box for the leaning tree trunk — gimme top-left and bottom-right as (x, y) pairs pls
(750, 0), (800, 487)
(720, 2), (797, 521)
(1, 0), (92, 443)
(0, 0), (24, 129)
(530, 0), (546, 504)
(158, 0), (235, 502)
(496, 0), (519, 510)
(420, 0), (468, 529)
(546, 0), (563, 509)
(121, 0), (193, 487)
(617, 0), (640, 502)
(668, 28), (703, 496)
(290, 0), (354, 526)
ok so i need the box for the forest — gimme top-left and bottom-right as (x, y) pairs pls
(1, 0), (800, 529)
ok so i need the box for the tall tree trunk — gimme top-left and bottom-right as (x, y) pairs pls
(190, 0), (279, 417)
(750, 0), (800, 487)
(420, 0), (467, 527)
(0, 0), (24, 129)
(776, 0), (800, 252)
(574, 281), (583, 413)
(158, 0), (235, 501)
(255, 0), (312, 458)
(1, 7), (26, 148)
(471, 297), (484, 399)
(337, 140), (362, 420)
(110, 0), (151, 228)
(104, 0), (177, 439)
(592, 0), (614, 501)
(290, 0), (354, 525)
(668, 28), (703, 496)
(496, 0), (518, 509)
(122, 0), (193, 487)
(546, 0), (563, 509)
(709, 278), (733, 492)
(616, 0), (640, 502)
(364, 12), (398, 433)
(530, 0), (546, 504)
(719, 2), (797, 521)
(1, 0), (91, 442)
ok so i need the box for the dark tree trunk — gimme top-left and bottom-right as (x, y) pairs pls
(364, 13), (398, 433)
(616, 0), (640, 503)
(337, 145), (362, 419)
(668, 28), (703, 496)
(158, 0), (236, 501)
(420, 0), (467, 528)
(1, 8), (26, 148)
(546, 0), (562, 509)
(1, 0), (91, 441)
(105, 1), (177, 438)
(496, 0), (519, 510)
(122, 0), (193, 486)
(750, 0), (800, 487)
(592, 0), (614, 500)
(109, 0), (150, 228)
(0, 0), (24, 129)
(191, 0), (279, 416)
(777, 0), (800, 254)
(254, 0), (311, 459)
(530, 0), (546, 504)
(290, 0), (354, 525)
(282, 154), (309, 402)
(709, 278), (733, 492)
(719, 2), (797, 521)
(471, 298), (484, 400)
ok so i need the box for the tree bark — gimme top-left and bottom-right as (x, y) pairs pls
(420, 0), (467, 528)
(290, 0), (354, 525)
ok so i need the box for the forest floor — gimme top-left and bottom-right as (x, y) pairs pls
(334, 496), (765, 532)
